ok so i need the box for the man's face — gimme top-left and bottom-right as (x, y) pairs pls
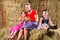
(24, 5), (31, 11)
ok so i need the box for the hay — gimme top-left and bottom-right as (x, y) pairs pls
(0, 28), (9, 40)
(29, 29), (45, 40)
(0, 28), (60, 40)
(0, 0), (60, 40)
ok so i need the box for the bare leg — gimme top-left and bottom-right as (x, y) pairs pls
(17, 29), (23, 40)
(24, 28), (28, 40)
(43, 26), (49, 31)
(10, 31), (17, 38)
(7, 31), (14, 38)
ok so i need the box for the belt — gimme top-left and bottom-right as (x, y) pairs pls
(31, 20), (36, 22)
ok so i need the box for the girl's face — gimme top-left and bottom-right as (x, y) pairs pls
(21, 12), (25, 17)
(42, 11), (48, 17)
(24, 5), (31, 12)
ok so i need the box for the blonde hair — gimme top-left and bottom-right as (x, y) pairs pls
(24, 2), (30, 6)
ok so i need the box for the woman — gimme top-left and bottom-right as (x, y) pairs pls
(37, 10), (56, 31)
(17, 3), (38, 40)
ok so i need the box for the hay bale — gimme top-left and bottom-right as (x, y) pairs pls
(0, 28), (9, 40)
(44, 29), (60, 40)
(29, 29), (45, 40)
(29, 29), (60, 40)
(0, 28), (60, 40)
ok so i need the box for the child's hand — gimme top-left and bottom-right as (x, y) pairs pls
(25, 17), (30, 21)
(19, 17), (23, 21)
(27, 16), (30, 21)
(27, 18), (30, 21)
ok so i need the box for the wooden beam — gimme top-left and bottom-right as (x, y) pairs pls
(2, 10), (6, 28)
(0, 3), (6, 29)
(44, 0), (47, 10)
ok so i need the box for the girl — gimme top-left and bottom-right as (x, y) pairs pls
(7, 11), (26, 38)
(37, 10), (56, 31)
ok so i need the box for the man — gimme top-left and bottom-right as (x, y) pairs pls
(17, 3), (38, 40)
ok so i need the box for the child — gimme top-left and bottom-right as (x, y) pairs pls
(37, 10), (56, 31)
(7, 11), (26, 38)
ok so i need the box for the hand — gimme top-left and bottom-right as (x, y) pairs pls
(25, 17), (30, 21)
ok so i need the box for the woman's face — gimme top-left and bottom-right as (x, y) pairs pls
(42, 11), (48, 17)
(21, 12), (25, 17)
(24, 5), (31, 12)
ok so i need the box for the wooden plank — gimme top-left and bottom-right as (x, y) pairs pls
(0, 3), (6, 29)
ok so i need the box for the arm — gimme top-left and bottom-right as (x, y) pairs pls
(39, 18), (43, 28)
(18, 17), (23, 24)
(34, 10), (38, 22)
(18, 17), (22, 21)
(49, 17), (55, 26)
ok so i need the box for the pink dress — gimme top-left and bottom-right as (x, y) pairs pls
(9, 22), (23, 32)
